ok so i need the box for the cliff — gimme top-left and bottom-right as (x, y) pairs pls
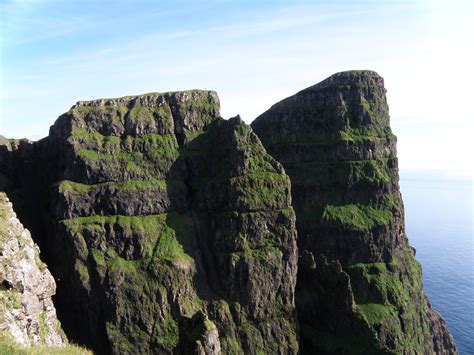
(0, 192), (66, 346)
(1, 91), (298, 354)
(252, 70), (457, 354)
(0, 71), (456, 354)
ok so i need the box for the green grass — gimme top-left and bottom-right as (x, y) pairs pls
(0, 289), (22, 311)
(345, 247), (429, 352)
(62, 213), (192, 262)
(39, 311), (48, 343)
(184, 130), (207, 143)
(75, 262), (89, 283)
(339, 127), (378, 142)
(181, 93), (218, 113)
(322, 203), (393, 231)
(34, 253), (47, 272)
(356, 303), (396, 325)
(0, 332), (91, 354)
(74, 132), (179, 160)
(57, 177), (172, 194)
(154, 315), (179, 350)
(0, 192), (11, 238)
(71, 105), (128, 117)
(228, 172), (289, 211)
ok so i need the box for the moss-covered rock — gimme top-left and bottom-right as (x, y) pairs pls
(0, 72), (457, 354)
(1, 92), (298, 354)
(252, 70), (457, 354)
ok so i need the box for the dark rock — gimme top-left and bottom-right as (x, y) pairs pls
(252, 70), (457, 354)
(0, 72), (457, 354)
(0, 91), (298, 354)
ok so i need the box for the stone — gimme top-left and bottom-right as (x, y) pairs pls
(0, 192), (67, 347)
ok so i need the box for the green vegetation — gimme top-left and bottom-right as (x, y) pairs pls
(34, 252), (47, 272)
(339, 127), (377, 142)
(39, 311), (48, 343)
(72, 132), (180, 175)
(105, 323), (134, 353)
(71, 106), (128, 127)
(229, 172), (289, 211)
(299, 325), (385, 355)
(91, 249), (106, 267)
(75, 262), (89, 283)
(287, 158), (394, 188)
(184, 130), (207, 143)
(129, 105), (156, 125)
(155, 315), (178, 350)
(0, 289), (22, 313)
(181, 93), (218, 113)
(0, 192), (11, 238)
(57, 177), (178, 195)
(356, 303), (396, 325)
(322, 203), (393, 231)
(71, 129), (121, 149)
(345, 248), (430, 352)
(0, 332), (92, 354)
(62, 213), (192, 262)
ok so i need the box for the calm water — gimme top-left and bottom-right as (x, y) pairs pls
(400, 171), (473, 354)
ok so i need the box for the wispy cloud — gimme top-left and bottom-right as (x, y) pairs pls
(1, 1), (473, 175)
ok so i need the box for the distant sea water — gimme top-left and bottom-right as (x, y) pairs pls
(399, 171), (473, 354)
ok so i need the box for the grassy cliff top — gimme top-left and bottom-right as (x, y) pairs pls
(72, 89), (219, 109)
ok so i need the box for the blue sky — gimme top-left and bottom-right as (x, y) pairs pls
(1, 0), (473, 176)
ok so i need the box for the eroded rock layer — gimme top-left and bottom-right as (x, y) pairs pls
(252, 70), (457, 354)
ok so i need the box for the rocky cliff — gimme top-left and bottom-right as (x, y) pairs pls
(0, 71), (456, 354)
(252, 70), (457, 354)
(0, 91), (298, 354)
(0, 192), (66, 346)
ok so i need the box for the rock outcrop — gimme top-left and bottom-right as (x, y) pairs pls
(0, 192), (66, 347)
(1, 91), (298, 354)
(252, 70), (457, 354)
(0, 72), (457, 354)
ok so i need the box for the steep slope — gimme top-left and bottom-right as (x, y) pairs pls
(252, 70), (457, 354)
(0, 192), (66, 346)
(1, 92), (298, 354)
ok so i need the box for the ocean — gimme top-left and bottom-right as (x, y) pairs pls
(400, 171), (473, 354)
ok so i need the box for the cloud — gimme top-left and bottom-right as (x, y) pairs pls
(1, 1), (473, 175)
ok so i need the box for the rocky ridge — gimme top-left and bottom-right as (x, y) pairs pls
(0, 71), (457, 354)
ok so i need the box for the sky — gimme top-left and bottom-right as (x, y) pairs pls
(1, 0), (473, 176)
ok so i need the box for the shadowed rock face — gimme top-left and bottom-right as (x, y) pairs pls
(252, 70), (457, 354)
(0, 91), (298, 354)
(0, 72), (457, 354)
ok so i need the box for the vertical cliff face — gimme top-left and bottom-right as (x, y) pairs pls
(252, 70), (457, 354)
(0, 192), (66, 347)
(0, 72), (457, 354)
(1, 91), (298, 353)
